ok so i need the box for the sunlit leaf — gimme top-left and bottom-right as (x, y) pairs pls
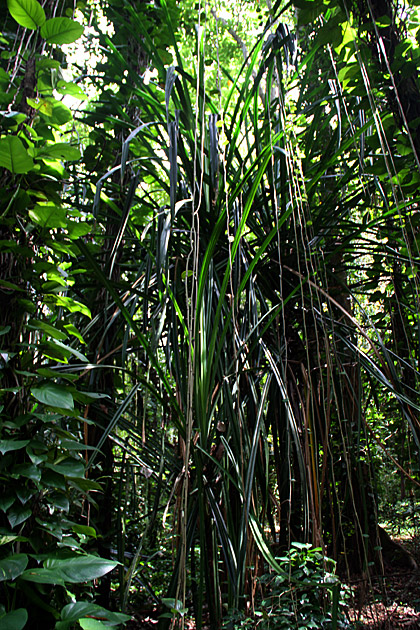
(38, 143), (81, 162)
(28, 203), (67, 228)
(44, 554), (118, 583)
(56, 80), (87, 100)
(7, 0), (45, 29)
(40, 17), (84, 45)
(79, 620), (106, 630)
(53, 295), (91, 318)
(0, 136), (34, 174)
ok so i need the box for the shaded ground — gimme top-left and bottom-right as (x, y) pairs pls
(348, 535), (420, 629)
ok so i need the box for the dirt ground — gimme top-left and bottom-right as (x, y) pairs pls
(347, 535), (420, 629)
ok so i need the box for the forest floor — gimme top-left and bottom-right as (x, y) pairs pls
(348, 533), (420, 629)
(127, 533), (420, 629)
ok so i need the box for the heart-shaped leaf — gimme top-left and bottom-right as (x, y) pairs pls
(0, 608), (28, 630)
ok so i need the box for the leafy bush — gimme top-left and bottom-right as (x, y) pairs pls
(224, 543), (353, 629)
(0, 404), (131, 628)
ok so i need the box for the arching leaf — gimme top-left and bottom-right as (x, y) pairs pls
(0, 608), (28, 630)
(7, 0), (45, 30)
(0, 554), (28, 581)
(31, 383), (74, 410)
(37, 143), (81, 162)
(40, 17), (84, 45)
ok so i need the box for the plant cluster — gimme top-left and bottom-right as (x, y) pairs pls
(224, 544), (353, 629)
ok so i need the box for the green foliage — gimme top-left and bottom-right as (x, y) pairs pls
(223, 544), (352, 629)
(7, 0), (46, 30)
(2, 0), (420, 627)
(0, 0), (129, 626)
(40, 17), (84, 45)
(0, 137), (34, 173)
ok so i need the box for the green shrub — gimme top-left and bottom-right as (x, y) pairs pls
(224, 543), (353, 629)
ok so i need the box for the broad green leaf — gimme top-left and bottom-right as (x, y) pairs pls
(7, 0), (45, 29)
(12, 463), (41, 482)
(38, 97), (73, 126)
(0, 608), (28, 630)
(41, 470), (66, 490)
(63, 323), (86, 344)
(7, 506), (31, 529)
(44, 554), (118, 583)
(0, 440), (29, 455)
(15, 487), (35, 504)
(56, 80), (87, 100)
(37, 57), (61, 70)
(79, 620), (106, 630)
(21, 567), (65, 585)
(45, 459), (85, 478)
(28, 203), (67, 228)
(31, 383), (74, 410)
(38, 143), (81, 162)
(0, 496), (15, 512)
(0, 554), (28, 581)
(0, 136), (34, 174)
(40, 17), (84, 45)
(60, 601), (130, 623)
(0, 68), (10, 86)
(53, 295), (91, 318)
(26, 97), (53, 115)
(60, 602), (103, 622)
(72, 524), (97, 538)
(28, 319), (68, 341)
(67, 222), (91, 239)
